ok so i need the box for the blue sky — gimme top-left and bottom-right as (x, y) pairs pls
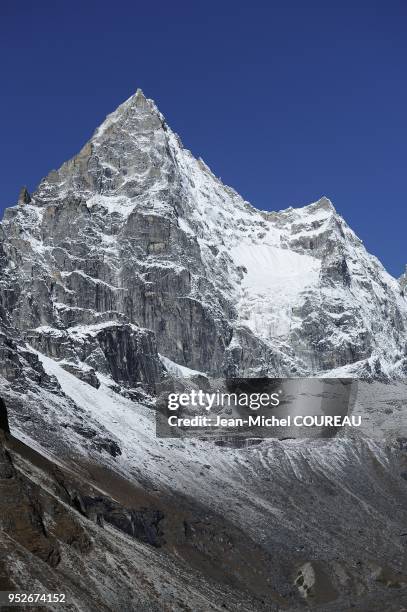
(1, 0), (406, 276)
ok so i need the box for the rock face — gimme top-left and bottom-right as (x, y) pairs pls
(0, 405), (62, 568)
(25, 321), (165, 391)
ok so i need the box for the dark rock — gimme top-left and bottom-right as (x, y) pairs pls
(92, 436), (122, 457)
(18, 186), (31, 205)
(61, 362), (100, 388)
(0, 397), (10, 435)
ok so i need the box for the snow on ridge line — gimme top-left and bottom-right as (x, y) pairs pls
(31, 320), (153, 338)
(61, 270), (122, 290)
(159, 354), (206, 378)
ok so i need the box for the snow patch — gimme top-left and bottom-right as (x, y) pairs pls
(159, 354), (205, 378)
(230, 242), (321, 338)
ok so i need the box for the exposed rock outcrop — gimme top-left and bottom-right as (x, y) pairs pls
(400, 265), (407, 294)
(18, 186), (31, 205)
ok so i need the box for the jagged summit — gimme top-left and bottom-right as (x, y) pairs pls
(20, 92), (335, 227)
(93, 87), (160, 138)
(135, 86), (146, 99)
(24, 92), (340, 241)
(30, 90), (169, 204)
(267, 196), (337, 224)
(278, 196), (336, 215)
(306, 195), (336, 213)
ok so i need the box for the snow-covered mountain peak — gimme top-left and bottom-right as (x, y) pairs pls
(30, 89), (169, 207)
(1, 91), (406, 381)
(281, 195), (336, 217)
(299, 196), (337, 222)
(92, 87), (162, 140)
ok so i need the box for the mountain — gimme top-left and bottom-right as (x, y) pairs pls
(1, 88), (406, 384)
(1, 89), (407, 611)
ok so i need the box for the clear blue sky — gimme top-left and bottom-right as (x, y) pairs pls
(1, 0), (406, 276)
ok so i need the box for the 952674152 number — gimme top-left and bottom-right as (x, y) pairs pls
(1, 593), (66, 605)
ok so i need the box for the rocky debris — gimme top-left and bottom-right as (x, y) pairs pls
(294, 562), (337, 604)
(2, 382), (407, 609)
(63, 422), (122, 457)
(375, 565), (407, 589)
(92, 436), (122, 457)
(60, 361), (100, 388)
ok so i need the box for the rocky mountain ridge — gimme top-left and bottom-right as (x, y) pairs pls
(0, 88), (406, 392)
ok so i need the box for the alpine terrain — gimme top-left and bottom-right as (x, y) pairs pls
(1, 89), (407, 611)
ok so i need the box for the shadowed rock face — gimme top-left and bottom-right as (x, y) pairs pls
(0, 397), (10, 435)
(25, 322), (166, 391)
(0, 428), (62, 569)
